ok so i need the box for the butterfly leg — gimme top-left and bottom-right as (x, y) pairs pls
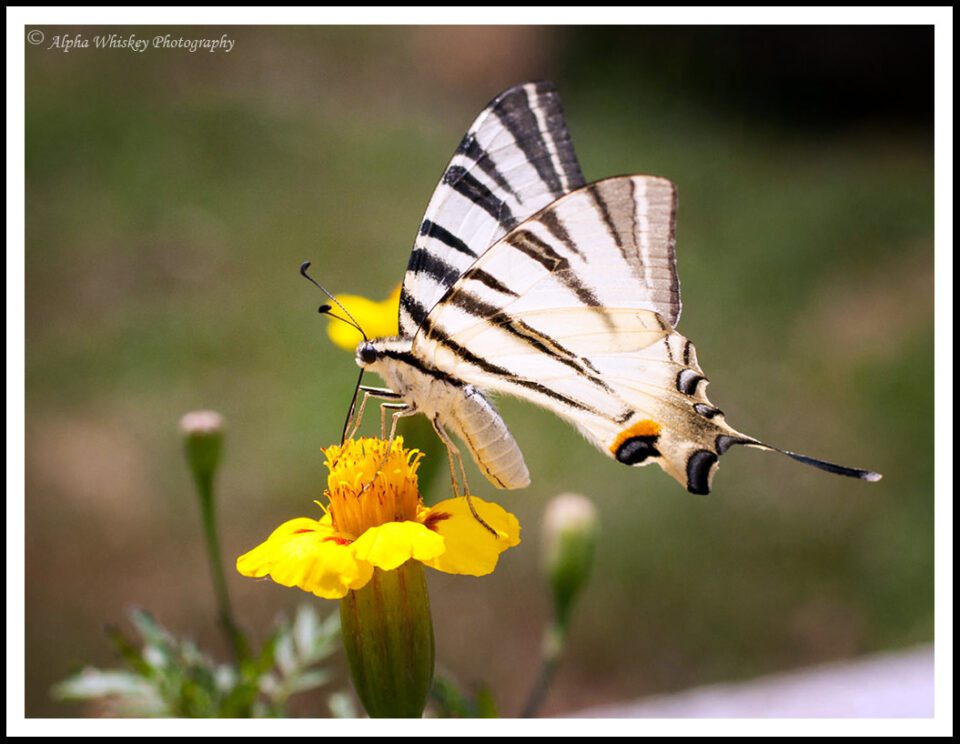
(357, 403), (415, 496)
(429, 416), (468, 496)
(346, 386), (403, 440)
(431, 415), (499, 539)
(381, 402), (410, 441)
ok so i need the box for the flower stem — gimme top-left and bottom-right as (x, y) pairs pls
(181, 411), (249, 663)
(521, 618), (565, 718)
(195, 471), (248, 662)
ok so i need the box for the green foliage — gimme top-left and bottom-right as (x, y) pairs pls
(53, 605), (342, 718)
(430, 676), (498, 718)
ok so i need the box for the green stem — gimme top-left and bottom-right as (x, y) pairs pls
(195, 471), (247, 663)
(521, 619), (565, 718)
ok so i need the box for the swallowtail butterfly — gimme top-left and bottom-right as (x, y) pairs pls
(338, 81), (881, 495)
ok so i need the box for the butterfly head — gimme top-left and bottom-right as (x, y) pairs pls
(356, 340), (378, 368)
(354, 336), (409, 375)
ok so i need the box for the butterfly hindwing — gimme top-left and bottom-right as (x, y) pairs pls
(414, 296), (742, 493)
(399, 81), (586, 337)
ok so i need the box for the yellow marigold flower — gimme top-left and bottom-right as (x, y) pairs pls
(236, 437), (520, 718)
(325, 285), (401, 351)
(236, 436), (520, 598)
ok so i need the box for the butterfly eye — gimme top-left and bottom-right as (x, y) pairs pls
(358, 342), (378, 366)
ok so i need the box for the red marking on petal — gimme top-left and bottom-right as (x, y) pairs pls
(423, 511), (452, 532)
(292, 529), (315, 534)
(323, 536), (352, 546)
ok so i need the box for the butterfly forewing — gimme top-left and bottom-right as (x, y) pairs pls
(415, 175), (681, 341)
(399, 81), (586, 337)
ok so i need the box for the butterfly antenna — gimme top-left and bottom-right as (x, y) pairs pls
(340, 366), (365, 445)
(317, 303), (366, 339)
(300, 263), (371, 446)
(300, 261), (367, 342)
(313, 304), (367, 445)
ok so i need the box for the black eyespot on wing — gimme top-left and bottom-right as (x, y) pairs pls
(615, 435), (661, 465)
(686, 450), (718, 495)
(676, 369), (705, 396)
(693, 403), (723, 419)
(715, 434), (754, 454)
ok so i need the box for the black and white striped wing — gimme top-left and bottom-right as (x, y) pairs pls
(399, 81), (585, 337)
(411, 174), (880, 494)
(417, 175), (682, 335)
(411, 175), (737, 493)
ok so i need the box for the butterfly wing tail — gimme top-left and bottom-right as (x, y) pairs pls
(600, 411), (882, 495)
(737, 439), (883, 482)
(580, 322), (882, 494)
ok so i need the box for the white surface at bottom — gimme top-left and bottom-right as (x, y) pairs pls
(575, 646), (934, 718)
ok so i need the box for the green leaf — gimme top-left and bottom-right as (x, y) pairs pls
(105, 625), (153, 678)
(52, 669), (156, 701)
(328, 691), (357, 718)
(474, 685), (498, 718)
(129, 608), (173, 648)
(430, 676), (471, 718)
(129, 609), (177, 673)
(52, 605), (342, 717)
(273, 629), (297, 677)
(292, 604), (320, 658)
(286, 669), (332, 695)
(429, 676), (499, 718)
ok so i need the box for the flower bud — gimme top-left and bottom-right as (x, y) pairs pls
(542, 493), (598, 631)
(339, 561), (435, 718)
(180, 410), (224, 495)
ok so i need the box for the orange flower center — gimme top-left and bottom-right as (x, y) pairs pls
(322, 437), (423, 537)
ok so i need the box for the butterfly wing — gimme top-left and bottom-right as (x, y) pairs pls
(410, 174), (728, 491)
(399, 81), (585, 337)
(411, 175), (879, 493)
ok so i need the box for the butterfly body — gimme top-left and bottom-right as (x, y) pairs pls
(347, 81), (880, 494)
(358, 336), (530, 489)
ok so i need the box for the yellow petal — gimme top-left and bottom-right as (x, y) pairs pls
(419, 497), (521, 576)
(350, 520), (446, 571)
(326, 286), (400, 351)
(236, 517), (373, 599)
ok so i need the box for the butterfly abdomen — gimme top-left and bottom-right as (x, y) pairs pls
(448, 386), (530, 490)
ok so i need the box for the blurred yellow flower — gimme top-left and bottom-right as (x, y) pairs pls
(326, 285), (401, 350)
(236, 437), (520, 599)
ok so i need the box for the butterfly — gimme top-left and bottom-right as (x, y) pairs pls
(323, 80), (881, 496)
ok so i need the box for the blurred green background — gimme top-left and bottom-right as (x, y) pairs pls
(25, 26), (933, 717)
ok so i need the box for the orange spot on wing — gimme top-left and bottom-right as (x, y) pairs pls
(610, 419), (662, 455)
